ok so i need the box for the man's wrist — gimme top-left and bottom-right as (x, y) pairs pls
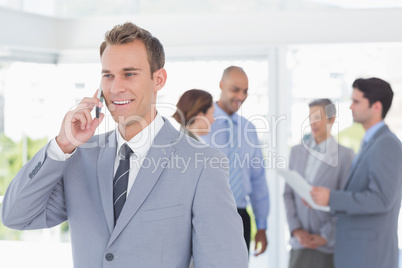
(48, 138), (75, 161)
(56, 136), (76, 154)
(292, 228), (302, 236)
(255, 219), (267, 230)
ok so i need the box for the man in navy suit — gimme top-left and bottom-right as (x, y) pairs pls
(311, 77), (402, 268)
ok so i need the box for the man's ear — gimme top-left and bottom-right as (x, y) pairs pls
(372, 101), (383, 116)
(153, 68), (167, 92)
(328, 116), (336, 125)
(219, 80), (224, 91)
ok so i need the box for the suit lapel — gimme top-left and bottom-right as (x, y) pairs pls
(107, 118), (179, 247)
(97, 131), (118, 234)
(344, 125), (389, 189)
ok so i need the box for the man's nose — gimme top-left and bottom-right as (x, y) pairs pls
(110, 77), (126, 94)
(238, 92), (247, 101)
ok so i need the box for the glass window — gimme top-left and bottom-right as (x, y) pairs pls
(0, 61), (73, 267)
(287, 43), (402, 268)
(161, 59), (269, 133)
(288, 43), (402, 147)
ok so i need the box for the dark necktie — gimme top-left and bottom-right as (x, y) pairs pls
(113, 143), (133, 224)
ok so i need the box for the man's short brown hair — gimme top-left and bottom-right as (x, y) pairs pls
(100, 22), (165, 76)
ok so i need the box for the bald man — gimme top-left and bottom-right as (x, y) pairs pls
(202, 66), (270, 256)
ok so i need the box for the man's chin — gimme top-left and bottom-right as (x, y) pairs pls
(112, 114), (149, 127)
(231, 105), (241, 113)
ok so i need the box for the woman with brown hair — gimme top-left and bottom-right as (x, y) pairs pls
(173, 89), (215, 141)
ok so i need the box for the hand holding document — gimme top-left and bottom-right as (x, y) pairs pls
(277, 169), (330, 212)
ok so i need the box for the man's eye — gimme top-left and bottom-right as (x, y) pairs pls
(125, 73), (136, 77)
(103, 74), (112, 78)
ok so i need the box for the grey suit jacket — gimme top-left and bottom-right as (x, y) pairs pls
(1, 119), (248, 268)
(180, 127), (200, 142)
(283, 137), (354, 253)
(330, 125), (402, 268)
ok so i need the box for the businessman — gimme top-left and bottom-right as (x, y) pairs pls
(202, 66), (270, 256)
(284, 99), (354, 268)
(1, 22), (248, 267)
(311, 78), (402, 268)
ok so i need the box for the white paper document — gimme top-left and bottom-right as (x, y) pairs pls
(277, 169), (330, 212)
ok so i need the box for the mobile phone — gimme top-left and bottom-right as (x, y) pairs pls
(96, 85), (104, 119)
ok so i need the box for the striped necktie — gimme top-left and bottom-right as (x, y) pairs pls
(113, 143), (133, 224)
(227, 119), (244, 204)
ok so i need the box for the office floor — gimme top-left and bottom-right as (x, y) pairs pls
(0, 240), (73, 267)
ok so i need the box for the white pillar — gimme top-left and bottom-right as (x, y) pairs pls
(266, 47), (290, 268)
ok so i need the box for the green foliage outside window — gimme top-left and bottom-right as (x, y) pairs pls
(0, 135), (54, 240)
(0, 134), (48, 195)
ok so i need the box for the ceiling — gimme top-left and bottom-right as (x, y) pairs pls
(1, 0), (402, 64)
(1, 0), (402, 18)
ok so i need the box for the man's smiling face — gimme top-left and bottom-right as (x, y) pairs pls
(101, 40), (162, 127)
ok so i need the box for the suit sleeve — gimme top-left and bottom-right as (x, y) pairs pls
(283, 146), (303, 234)
(192, 152), (248, 268)
(1, 142), (68, 230)
(330, 137), (402, 215)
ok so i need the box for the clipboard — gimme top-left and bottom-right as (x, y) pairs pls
(277, 169), (330, 212)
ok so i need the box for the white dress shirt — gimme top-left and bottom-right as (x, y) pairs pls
(115, 113), (164, 195)
(304, 137), (331, 183)
(47, 112), (164, 196)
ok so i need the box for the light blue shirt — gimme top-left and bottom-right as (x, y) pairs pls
(364, 121), (385, 144)
(352, 121), (385, 167)
(201, 103), (270, 229)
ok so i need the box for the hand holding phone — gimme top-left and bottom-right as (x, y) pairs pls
(56, 88), (105, 154)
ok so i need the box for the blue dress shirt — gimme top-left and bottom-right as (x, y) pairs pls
(352, 121), (386, 167)
(201, 103), (270, 229)
(364, 121), (385, 144)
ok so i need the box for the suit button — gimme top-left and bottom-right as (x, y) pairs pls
(105, 253), (114, 261)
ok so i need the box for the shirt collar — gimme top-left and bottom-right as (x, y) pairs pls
(214, 102), (239, 124)
(309, 136), (334, 153)
(363, 121), (385, 144)
(116, 111), (164, 159)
